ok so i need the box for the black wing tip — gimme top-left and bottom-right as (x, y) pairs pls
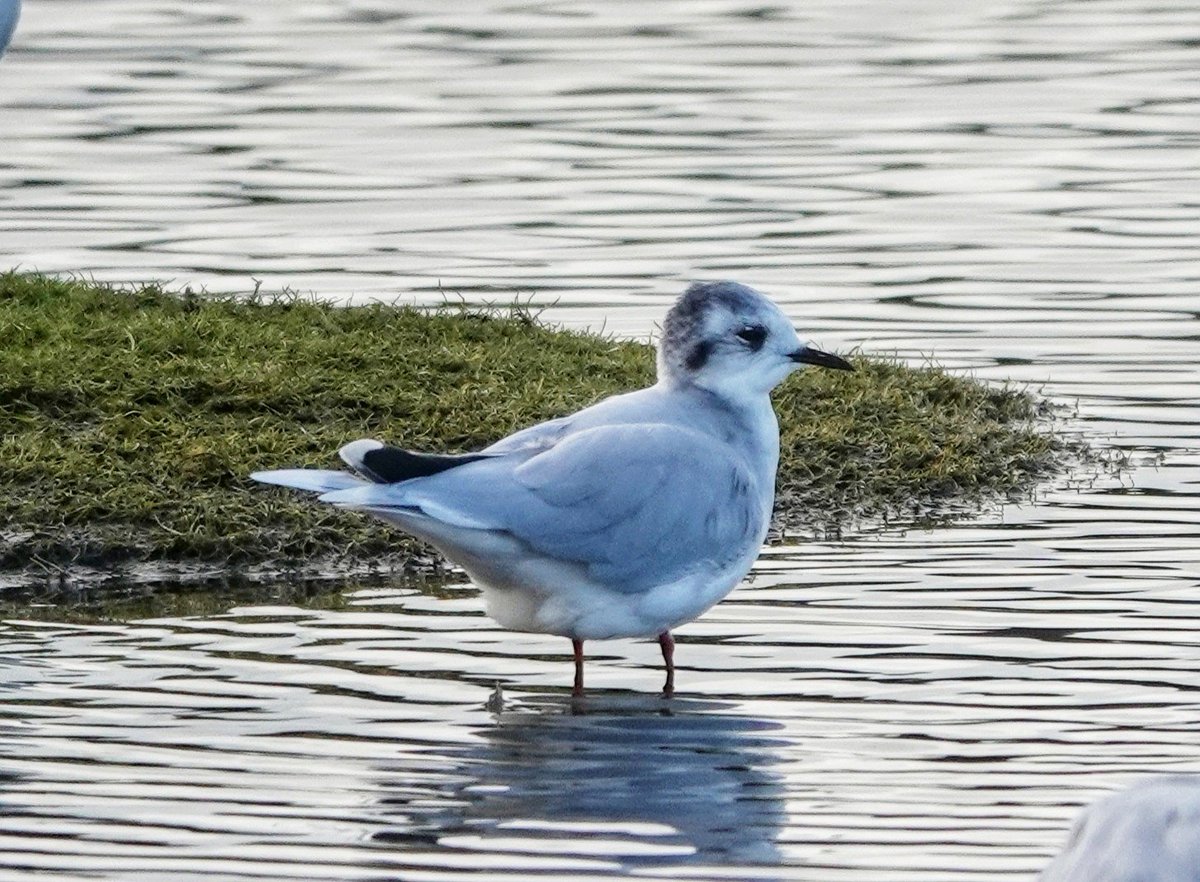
(350, 442), (492, 484)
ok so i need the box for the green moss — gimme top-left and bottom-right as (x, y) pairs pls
(773, 356), (1078, 536)
(0, 271), (1083, 581)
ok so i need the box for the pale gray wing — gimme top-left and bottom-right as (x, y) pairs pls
(508, 423), (765, 591)
(338, 423), (762, 594)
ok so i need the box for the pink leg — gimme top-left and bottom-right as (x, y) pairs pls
(572, 638), (585, 696)
(658, 631), (675, 695)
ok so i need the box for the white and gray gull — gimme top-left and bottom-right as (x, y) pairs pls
(252, 281), (854, 694)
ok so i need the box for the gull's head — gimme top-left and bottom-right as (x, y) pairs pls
(658, 281), (853, 400)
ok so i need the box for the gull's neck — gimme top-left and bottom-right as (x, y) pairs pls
(655, 377), (782, 478)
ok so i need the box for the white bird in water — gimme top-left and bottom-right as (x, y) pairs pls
(0, 0), (19, 56)
(1040, 776), (1200, 882)
(253, 281), (854, 694)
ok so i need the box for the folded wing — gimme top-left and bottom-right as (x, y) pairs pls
(320, 423), (765, 594)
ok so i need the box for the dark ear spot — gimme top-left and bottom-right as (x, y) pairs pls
(685, 339), (714, 371)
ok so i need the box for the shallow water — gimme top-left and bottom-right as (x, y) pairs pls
(2, 1), (1200, 879)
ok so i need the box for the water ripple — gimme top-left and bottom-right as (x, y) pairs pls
(4, 0), (1200, 879)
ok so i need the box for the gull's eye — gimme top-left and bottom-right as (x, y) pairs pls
(735, 324), (767, 350)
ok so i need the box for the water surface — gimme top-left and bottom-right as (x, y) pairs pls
(2, 1), (1200, 879)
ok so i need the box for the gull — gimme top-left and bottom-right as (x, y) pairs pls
(252, 281), (853, 694)
(1040, 776), (1200, 882)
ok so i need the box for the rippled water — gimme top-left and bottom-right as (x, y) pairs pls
(2, 1), (1200, 879)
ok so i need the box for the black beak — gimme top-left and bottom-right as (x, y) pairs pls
(790, 345), (855, 372)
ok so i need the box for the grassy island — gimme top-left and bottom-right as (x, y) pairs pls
(0, 271), (1081, 585)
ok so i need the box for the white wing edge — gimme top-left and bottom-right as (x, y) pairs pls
(250, 469), (367, 494)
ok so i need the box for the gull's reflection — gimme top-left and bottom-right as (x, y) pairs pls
(372, 694), (787, 870)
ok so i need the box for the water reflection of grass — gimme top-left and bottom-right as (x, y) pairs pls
(2, 271), (1084, 583)
(0, 578), (358, 622)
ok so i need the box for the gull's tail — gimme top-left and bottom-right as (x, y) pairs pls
(251, 438), (496, 495)
(250, 440), (391, 494)
(250, 469), (367, 494)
